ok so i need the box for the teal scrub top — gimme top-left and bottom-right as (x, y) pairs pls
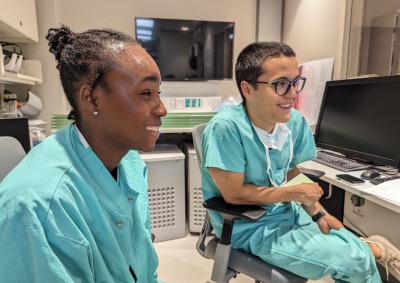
(0, 124), (161, 283)
(201, 104), (317, 237)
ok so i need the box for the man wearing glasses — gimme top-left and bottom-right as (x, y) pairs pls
(200, 42), (399, 282)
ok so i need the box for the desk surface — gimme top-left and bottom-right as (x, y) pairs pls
(300, 160), (400, 214)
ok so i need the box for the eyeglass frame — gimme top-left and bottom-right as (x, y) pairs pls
(254, 77), (307, 96)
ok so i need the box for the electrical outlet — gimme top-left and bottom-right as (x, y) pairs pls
(353, 205), (364, 217)
(351, 195), (365, 216)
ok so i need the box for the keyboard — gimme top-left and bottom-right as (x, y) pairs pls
(314, 151), (372, 172)
(370, 175), (400, 185)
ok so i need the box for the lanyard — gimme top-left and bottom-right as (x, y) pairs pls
(263, 134), (293, 187)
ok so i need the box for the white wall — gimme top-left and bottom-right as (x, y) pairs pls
(26, 0), (257, 133)
(282, 0), (347, 80)
(257, 0), (282, 42)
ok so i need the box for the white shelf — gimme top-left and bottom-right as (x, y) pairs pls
(0, 70), (41, 85)
(0, 46), (42, 85)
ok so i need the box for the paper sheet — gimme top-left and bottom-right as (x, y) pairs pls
(362, 178), (400, 205)
(282, 173), (314, 206)
(283, 173), (314, 187)
(294, 57), (334, 125)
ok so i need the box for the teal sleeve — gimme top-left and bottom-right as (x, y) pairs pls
(0, 226), (93, 283)
(203, 119), (246, 173)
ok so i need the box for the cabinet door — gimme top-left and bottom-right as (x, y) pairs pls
(0, 0), (39, 43)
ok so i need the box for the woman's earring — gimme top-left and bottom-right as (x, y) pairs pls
(93, 110), (99, 116)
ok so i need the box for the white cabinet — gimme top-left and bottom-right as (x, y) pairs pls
(0, 0), (39, 43)
(0, 0), (41, 86)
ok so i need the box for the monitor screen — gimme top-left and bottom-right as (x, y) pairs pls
(314, 75), (400, 168)
(135, 17), (234, 81)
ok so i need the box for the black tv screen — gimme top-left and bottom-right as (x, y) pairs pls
(135, 17), (234, 81)
(314, 75), (400, 168)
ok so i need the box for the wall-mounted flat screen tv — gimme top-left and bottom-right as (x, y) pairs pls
(135, 17), (234, 81)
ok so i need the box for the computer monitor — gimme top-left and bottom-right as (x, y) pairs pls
(135, 17), (234, 81)
(314, 75), (400, 169)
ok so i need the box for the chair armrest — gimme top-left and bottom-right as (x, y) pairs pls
(203, 197), (267, 222)
(298, 167), (325, 180)
(203, 197), (267, 245)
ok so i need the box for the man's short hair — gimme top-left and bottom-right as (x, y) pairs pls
(235, 42), (296, 106)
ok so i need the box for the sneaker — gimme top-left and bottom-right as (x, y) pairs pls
(363, 235), (400, 281)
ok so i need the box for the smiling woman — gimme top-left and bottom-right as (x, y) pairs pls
(0, 25), (167, 282)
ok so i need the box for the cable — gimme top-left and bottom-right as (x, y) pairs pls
(343, 215), (368, 238)
(370, 165), (399, 176)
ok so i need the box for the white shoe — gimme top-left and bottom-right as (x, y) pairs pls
(363, 235), (400, 281)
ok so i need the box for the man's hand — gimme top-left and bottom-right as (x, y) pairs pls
(297, 182), (324, 207)
(315, 213), (344, 234)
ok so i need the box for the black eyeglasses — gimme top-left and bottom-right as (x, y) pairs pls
(254, 77), (307, 96)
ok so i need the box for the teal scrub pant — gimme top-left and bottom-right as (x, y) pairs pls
(231, 202), (381, 283)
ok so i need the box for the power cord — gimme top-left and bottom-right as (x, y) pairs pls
(343, 214), (368, 238)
